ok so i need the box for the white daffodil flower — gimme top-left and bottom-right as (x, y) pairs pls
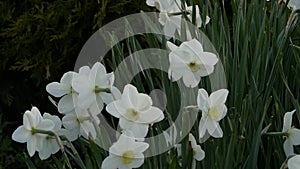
(72, 62), (115, 112)
(189, 133), (205, 169)
(282, 110), (300, 157)
(12, 107), (55, 157)
(46, 71), (78, 114)
(37, 113), (62, 160)
(197, 88), (229, 140)
(288, 155), (300, 169)
(106, 84), (164, 138)
(101, 134), (149, 169)
(62, 107), (99, 140)
(167, 39), (218, 88)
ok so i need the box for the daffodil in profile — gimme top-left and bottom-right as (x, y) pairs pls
(288, 155), (300, 169)
(197, 88), (229, 140)
(282, 110), (300, 157)
(46, 71), (78, 114)
(189, 133), (205, 169)
(101, 134), (149, 169)
(167, 39), (218, 88)
(12, 107), (55, 157)
(106, 84), (164, 138)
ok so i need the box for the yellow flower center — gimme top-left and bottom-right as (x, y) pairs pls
(125, 108), (140, 121)
(188, 61), (200, 72)
(121, 150), (135, 164)
(208, 107), (219, 120)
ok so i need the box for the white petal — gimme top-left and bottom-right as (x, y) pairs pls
(135, 94), (152, 111)
(167, 41), (179, 51)
(288, 155), (300, 169)
(31, 107), (42, 127)
(196, 64), (214, 77)
(138, 107), (164, 124)
(12, 126), (30, 143)
(209, 89), (229, 107)
(119, 119), (149, 138)
(23, 110), (33, 130)
(80, 121), (96, 139)
(289, 128), (300, 145)
(127, 157), (145, 169)
(27, 137), (37, 157)
(37, 119), (55, 131)
(284, 140), (294, 157)
(198, 118), (207, 138)
(210, 123), (223, 138)
(122, 84), (139, 108)
(163, 19), (177, 37)
(199, 52), (218, 66)
(181, 39), (204, 55)
(189, 133), (197, 147)
(101, 155), (121, 169)
(283, 110), (295, 132)
(193, 145), (205, 161)
(62, 113), (78, 130)
(46, 82), (69, 97)
(106, 101), (122, 118)
(58, 94), (75, 114)
(61, 71), (76, 85)
(133, 142), (149, 153)
(199, 131), (210, 143)
(77, 90), (95, 109)
(43, 113), (61, 131)
(206, 119), (219, 137)
(182, 70), (200, 88)
(197, 88), (208, 111)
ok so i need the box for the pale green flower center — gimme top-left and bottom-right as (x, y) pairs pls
(121, 150), (135, 164)
(125, 108), (140, 121)
(208, 107), (219, 120)
(188, 61), (200, 72)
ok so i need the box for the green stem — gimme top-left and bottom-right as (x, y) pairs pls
(94, 87), (111, 93)
(262, 132), (289, 137)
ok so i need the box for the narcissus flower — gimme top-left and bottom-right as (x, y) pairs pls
(189, 133), (205, 169)
(288, 155), (300, 169)
(167, 39), (218, 88)
(72, 62), (115, 112)
(12, 107), (55, 157)
(106, 84), (164, 138)
(282, 110), (300, 157)
(46, 71), (78, 114)
(101, 134), (149, 169)
(62, 107), (99, 140)
(197, 88), (229, 140)
(38, 113), (62, 160)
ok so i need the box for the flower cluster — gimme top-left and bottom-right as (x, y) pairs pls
(12, 1), (229, 168)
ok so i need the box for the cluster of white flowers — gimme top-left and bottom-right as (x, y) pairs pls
(146, 0), (210, 39)
(11, 1), (231, 168)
